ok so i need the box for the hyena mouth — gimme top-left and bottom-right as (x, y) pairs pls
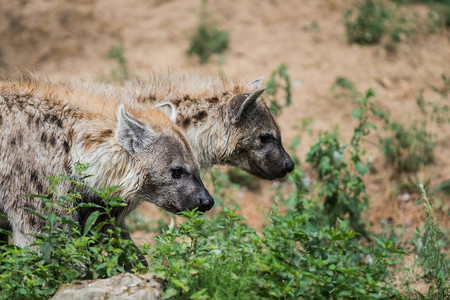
(164, 203), (182, 214)
(248, 159), (276, 180)
(249, 159), (287, 180)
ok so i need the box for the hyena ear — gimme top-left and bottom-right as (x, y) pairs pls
(116, 104), (155, 153)
(153, 102), (177, 124)
(229, 88), (265, 124)
(247, 77), (264, 91)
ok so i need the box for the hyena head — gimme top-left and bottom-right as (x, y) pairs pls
(223, 79), (295, 180)
(116, 105), (214, 213)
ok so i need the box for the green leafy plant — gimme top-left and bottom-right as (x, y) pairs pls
(187, 0), (229, 64)
(380, 120), (435, 173)
(427, 0), (450, 29)
(411, 0), (450, 29)
(105, 45), (129, 83)
(330, 76), (360, 99)
(149, 166), (406, 299)
(0, 164), (147, 299)
(1, 74), (448, 300)
(413, 185), (449, 299)
(416, 89), (450, 125)
(433, 73), (450, 97)
(391, 0), (450, 32)
(344, 0), (415, 45)
(308, 21), (322, 42)
(376, 88), (444, 174)
(344, 0), (390, 45)
(306, 89), (377, 234)
(265, 63), (292, 116)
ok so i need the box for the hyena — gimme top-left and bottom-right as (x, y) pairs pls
(0, 77), (214, 248)
(121, 72), (295, 180)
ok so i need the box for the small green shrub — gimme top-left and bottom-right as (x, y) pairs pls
(0, 164), (148, 299)
(433, 73), (450, 97)
(344, 0), (390, 45)
(416, 90), (450, 125)
(392, 0), (450, 31)
(187, 0), (229, 64)
(413, 185), (449, 299)
(308, 21), (322, 42)
(375, 87), (449, 173)
(98, 45), (129, 83)
(330, 76), (360, 99)
(428, 1), (450, 28)
(306, 89), (377, 234)
(344, 0), (416, 45)
(149, 190), (406, 299)
(105, 45), (129, 83)
(380, 120), (435, 173)
(413, 0), (450, 28)
(265, 63), (292, 116)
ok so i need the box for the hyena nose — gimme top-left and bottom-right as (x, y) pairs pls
(199, 193), (214, 212)
(284, 158), (295, 173)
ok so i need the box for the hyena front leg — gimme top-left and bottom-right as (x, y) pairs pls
(9, 209), (45, 248)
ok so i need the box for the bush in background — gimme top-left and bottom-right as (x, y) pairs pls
(344, 0), (390, 45)
(187, 0), (229, 64)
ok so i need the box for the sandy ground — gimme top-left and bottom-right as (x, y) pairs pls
(1, 0), (449, 243)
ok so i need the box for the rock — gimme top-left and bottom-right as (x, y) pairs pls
(51, 273), (164, 300)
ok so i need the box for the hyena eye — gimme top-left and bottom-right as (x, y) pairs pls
(171, 167), (184, 179)
(260, 134), (273, 144)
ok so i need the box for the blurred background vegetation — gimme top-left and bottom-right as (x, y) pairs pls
(0, 0), (448, 299)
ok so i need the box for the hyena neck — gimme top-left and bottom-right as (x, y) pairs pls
(125, 74), (247, 167)
(71, 121), (141, 202)
(181, 103), (233, 168)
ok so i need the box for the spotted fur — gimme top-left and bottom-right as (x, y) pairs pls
(118, 72), (295, 180)
(0, 76), (213, 248)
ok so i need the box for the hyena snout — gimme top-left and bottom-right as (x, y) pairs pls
(282, 151), (295, 173)
(184, 176), (214, 212)
(196, 187), (214, 212)
(266, 146), (295, 178)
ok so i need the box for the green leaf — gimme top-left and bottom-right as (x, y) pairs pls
(95, 262), (108, 271)
(109, 201), (127, 207)
(366, 88), (376, 98)
(163, 288), (178, 299)
(83, 211), (100, 236)
(355, 161), (369, 176)
(0, 228), (11, 237)
(58, 195), (78, 203)
(352, 108), (364, 119)
(41, 241), (53, 264)
(78, 203), (104, 209)
(24, 207), (47, 220)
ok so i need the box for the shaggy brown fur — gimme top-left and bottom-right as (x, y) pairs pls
(120, 72), (295, 180)
(0, 76), (213, 248)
